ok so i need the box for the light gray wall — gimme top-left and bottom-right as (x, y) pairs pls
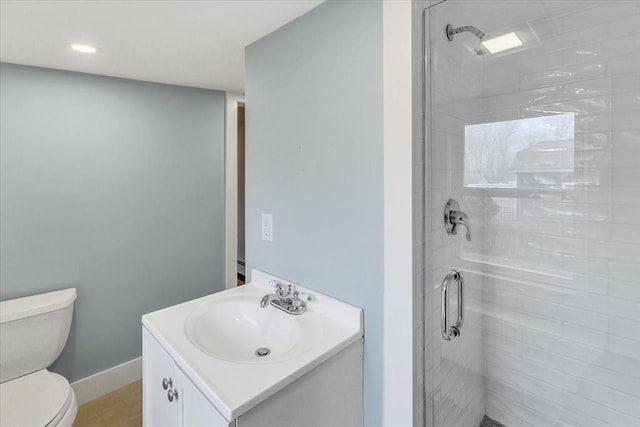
(0, 63), (226, 382)
(244, 1), (384, 425)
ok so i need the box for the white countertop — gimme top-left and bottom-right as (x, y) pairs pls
(142, 269), (363, 421)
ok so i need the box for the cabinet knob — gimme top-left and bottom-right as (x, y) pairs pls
(162, 377), (172, 390)
(167, 388), (179, 402)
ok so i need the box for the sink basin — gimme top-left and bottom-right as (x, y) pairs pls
(185, 292), (323, 363)
(143, 269), (363, 420)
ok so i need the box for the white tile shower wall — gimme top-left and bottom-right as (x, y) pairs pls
(470, 2), (640, 426)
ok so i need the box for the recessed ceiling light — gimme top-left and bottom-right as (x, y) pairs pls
(70, 44), (97, 54)
(481, 32), (523, 54)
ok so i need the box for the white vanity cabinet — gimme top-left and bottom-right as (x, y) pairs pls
(143, 328), (232, 427)
(144, 325), (363, 427)
(142, 270), (364, 427)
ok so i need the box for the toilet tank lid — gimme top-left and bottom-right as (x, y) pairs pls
(0, 288), (77, 324)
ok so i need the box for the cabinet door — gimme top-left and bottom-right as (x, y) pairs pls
(143, 329), (182, 427)
(181, 375), (232, 427)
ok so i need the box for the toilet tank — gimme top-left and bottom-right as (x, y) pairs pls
(0, 288), (77, 383)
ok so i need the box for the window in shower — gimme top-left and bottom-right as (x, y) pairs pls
(464, 113), (575, 191)
(463, 113), (577, 269)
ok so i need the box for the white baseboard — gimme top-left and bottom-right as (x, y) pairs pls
(238, 260), (246, 276)
(71, 357), (142, 405)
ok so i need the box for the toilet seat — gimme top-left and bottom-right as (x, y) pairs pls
(0, 369), (76, 427)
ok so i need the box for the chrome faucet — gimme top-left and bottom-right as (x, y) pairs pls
(259, 293), (273, 308)
(260, 281), (307, 315)
(259, 282), (284, 308)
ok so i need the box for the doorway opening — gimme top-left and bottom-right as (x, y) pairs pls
(237, 102), (245, 285)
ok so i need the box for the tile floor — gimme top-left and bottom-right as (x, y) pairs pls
(73, 380), (142, 427)
(480, 415), (507, 427)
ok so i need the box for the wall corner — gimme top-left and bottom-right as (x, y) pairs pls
(382, 1), (414, 426)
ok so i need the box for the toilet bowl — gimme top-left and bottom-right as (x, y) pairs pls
(0, 288), (78, 427)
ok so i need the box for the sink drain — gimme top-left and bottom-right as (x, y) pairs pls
(255, 347), (271, 357)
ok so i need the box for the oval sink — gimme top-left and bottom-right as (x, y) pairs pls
(185, 292), (323, 363)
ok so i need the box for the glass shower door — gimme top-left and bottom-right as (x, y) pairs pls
(425, 1), (640, 426)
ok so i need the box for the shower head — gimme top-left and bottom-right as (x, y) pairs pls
(446, 24), (486, 42)
(447, 23), (534, 57)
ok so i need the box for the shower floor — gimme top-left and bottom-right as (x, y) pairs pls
(480, 415), (507, 427)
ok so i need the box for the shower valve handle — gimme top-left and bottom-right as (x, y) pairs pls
(444, 199), (471, 241)
(450, 211), (471, 242)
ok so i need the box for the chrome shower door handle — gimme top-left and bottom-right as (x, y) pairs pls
(441, 270), (464, 341)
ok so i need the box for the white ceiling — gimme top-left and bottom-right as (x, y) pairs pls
(0, 0), (323, 93)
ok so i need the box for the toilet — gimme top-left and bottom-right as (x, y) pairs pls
(0, 288), (78, 427)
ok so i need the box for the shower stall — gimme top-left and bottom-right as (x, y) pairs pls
(417, 1), (640, 426)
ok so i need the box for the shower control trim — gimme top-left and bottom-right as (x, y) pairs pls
(444, 199), (471, 241)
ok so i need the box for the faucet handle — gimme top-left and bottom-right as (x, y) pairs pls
(269, 281), (286, 296)
(292, 291), (307, 310)
(444, 199), (471, 242)
(277, 283), (287, 296)
(452, 211), (471, 242)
